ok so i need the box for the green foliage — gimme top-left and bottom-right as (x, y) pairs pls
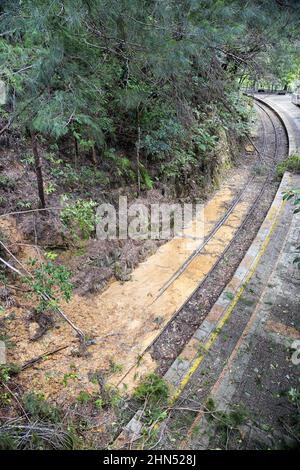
(50, 163), (108, 190)
(276, 154), (300, 178)
(94, 398), (103, 410)
(102, 385), (122, 408)
(204, 399), (249, 447)
(76, 390), (91, 404)
(0, 392), (11, 406)
(283, 188), (300, 269)
(20, 153), (35, 167)
(133, 373), (169, 404)
(161, 148), (196, 180)
(0, 175), (15, 190)
(105, 148), (135, 181)
(61, 365), (79, 387)
(213, 405), (248, 444)
(44, 182), (57, 195)
(62, 371), (78, 387)
(2, 0), (299, 196)
(44, 251), (58, 261)
(60, 195), (97, 241)
(108, 359), (123, 375)
(16, 200), (33, 210)
(0, 433), (16, 450)
(79, 167), (109, 188)
(0, 332), (15, 350)
(139, 165), (153, 190)
(0, 421), (78, 450)
(25, 259), (73, 313)
(287, 387), (300, 407)
(23, 392), (61, 423)
(0, 363), (20, 384)
(142, 117), (187, 159)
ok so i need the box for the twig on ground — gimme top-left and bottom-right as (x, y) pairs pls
(0, 206), (61, 219)
(20, 345), (70, 371)
(1, 382), (30, 421)
(0, 241), (85, 342)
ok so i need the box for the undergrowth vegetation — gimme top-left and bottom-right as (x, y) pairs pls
(1, 1), (299, 207)
(1, 0), (300, 452)
(283, 187), (300, 269)
(276, 154), (300, 178)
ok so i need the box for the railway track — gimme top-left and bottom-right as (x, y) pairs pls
(152, 100), (283, 305)
(117, 98), (287, 396)
(114, 97), (290, 448)
(124, 98), (289, 376)
(255, 101), (280, 165)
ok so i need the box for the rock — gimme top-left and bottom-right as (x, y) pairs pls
(28, 322), (41, 341)
(72, 266), (113, 295)
(0, 286), (15, 307)
(114, 261), (132, 282)
(0, 287), (10, 300)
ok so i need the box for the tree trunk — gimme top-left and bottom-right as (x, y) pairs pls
(74, 136), (79, 169)
(92, 145), (97, 165)
(136, 108), (141, 196)
(31, 131), (46, 209)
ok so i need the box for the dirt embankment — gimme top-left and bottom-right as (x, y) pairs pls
(0, 125), (244, 410)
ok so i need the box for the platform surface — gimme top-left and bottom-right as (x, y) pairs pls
(255, 94), (300, 154)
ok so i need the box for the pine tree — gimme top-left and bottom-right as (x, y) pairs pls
(0, 0), (300, 198)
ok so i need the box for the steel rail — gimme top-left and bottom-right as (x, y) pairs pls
(118, 99), (288, 387)
(152, 101), (281, 305)
(117, 99), (288, 389)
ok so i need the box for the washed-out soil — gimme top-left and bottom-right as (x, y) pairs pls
(149, 102), (288, 374)
(0, 101), (288, 449)
(0, 129), (239, 297)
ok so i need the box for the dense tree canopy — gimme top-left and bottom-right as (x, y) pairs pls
(1, 0), (300, 202)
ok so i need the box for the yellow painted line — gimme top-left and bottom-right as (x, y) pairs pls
(169, 199), (286, 405)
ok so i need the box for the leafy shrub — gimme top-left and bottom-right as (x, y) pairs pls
(23, 392), (61, 423)
(44, 182), (57, 195)
(105, 148), (135, 181)
(0, 175), (15, 190)
(160, 148), (196, 179)
(60, 195), (97, 241)
(94, 398), (103, 410)
(16, 200), (33, 209)
(276, 154), (300, 178)
(142, 118), (186, 159)
(50, 163), (108, 189)
(76, 390), (91, 404)
(80, 166), (109, 187)
(0, 433), (16, 450)
(140, 165), (153, 190)
(25, 259), (73, 313)
(133, 373), (169, 404)
(283, 188), (300, 269)
(0, 363), (20, 384)
(20, 153), (35, 167)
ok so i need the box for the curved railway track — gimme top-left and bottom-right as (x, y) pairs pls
(255, 101), (280, 166)
(114, 96), (292, 449)
(152, 99), (286, 304)
(148, 101), (287, 342)
(117, 97), (289, 388)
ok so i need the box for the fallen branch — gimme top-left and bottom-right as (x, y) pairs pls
(1, 382), (30, 421)
(0, 118), (13, 136)
(0, 243), (85, 343)
(20, 345), (69, 371)
(0, 419), (74, 450)
(0, 206), (61, 219)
